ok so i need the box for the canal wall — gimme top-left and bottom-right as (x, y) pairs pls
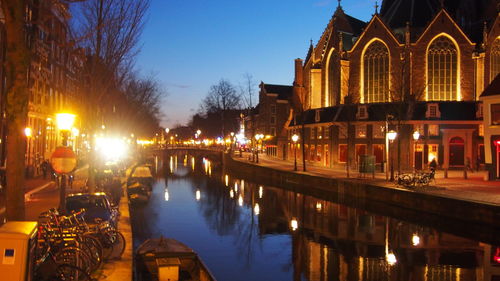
(223, 153), (500, 240)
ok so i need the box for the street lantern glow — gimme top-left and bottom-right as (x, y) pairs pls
(254, 203), (260, 215)
(387, 130), (397, 141)
(71, 127), (80, 137)
(412, 130), (420, 141)
(165, 128), (170, 134)
(412, 233), (420, 246)
(56, 113), (76, 131)
(290, 219), (298, 231)
(386, 252), (397, 266)
(24, 127), (32, 137)
(196, 129), (201, 135)
(291, 134), (299, 143)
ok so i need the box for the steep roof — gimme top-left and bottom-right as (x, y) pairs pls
(262, 84), (293, 101)
(480, 74), (500, 98)
(293, 101), (481, 125)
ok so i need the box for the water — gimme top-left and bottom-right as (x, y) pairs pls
(130, 155), (500, 281)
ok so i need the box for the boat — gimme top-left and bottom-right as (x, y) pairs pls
(136, 237), (216, 281)
(126, 164), (154, 203)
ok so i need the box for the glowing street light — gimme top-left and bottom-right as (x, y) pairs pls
(292, 134), (299, 171)
(413, 130), (420, 172)
(387, 130), (397, 181)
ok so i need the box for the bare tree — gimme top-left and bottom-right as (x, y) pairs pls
(201, 79), (241, 137)
(72, 0), (150, 191)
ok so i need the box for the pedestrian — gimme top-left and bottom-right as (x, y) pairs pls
(429, 158), (437, 172)
(41, 159), (49, 179)
(465, 157), (473, 172)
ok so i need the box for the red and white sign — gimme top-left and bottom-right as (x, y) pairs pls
(50, 146), (77, 174)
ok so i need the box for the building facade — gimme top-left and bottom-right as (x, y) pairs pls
(281, 0), (500, 176)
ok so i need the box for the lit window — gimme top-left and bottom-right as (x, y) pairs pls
(357, 105), (368, 119)
(310, 128), (316, 140)
(356, 125), (367, 138)
(491, 37), (500, 82)
(363, 41), (389, 103)
(324, 126), (330, 139)
(428, 125), (439, 136)
(491, 104), (500, 125)
(476, 103), (483, 118)
(318, 127), (323, 139)
(426, 103), (441, 118)
(428, 144), (438, 163)
(478, 124), (484, 136)
(427, 36), (458, 101)
(339, 126), (347, 139)
(373, 124), (385, 138)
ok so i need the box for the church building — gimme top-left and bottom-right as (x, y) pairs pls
(281, 0), (500, 178)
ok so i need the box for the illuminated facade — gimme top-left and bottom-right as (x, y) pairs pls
(286, 0), (499, 173)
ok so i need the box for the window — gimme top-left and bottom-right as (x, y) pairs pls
(491, 37), (500, 82)
(324, 126), (330, 139)
(270, 105), (276, 114)
(316, 145), (322, 162)
(491, 104), (500, 125)
(355, 144), (366, 163)
(339, 126), (347, 139)
(478, 124), (484, 136)
(428, 144), (439, 163)
(357, 105), (368, 119)
(428, 125), (439, 136)
(318, 127), (323, 139)
(427, 36), (458, 101)
(270, 116), (276, 125)
(356, 125), (367, 138)
(311, 127), (316, 139)
(315, 110), (321, 122)
(363, 40), (389, 103)
(373, 144), (384, 163)
(426, 103), (441, 118)
(476, 103), (483, 119)
(373, 124), (385, 138)
(310, 145), (315, 160)
(339, 144), (347, 163)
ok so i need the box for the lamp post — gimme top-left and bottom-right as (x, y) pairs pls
(25, 127), (32, 177)
(387, 130), (397, 181)
(55, 113), (76, 212)
(292, 134), (299, 171)
(255, 134), (263, 163)
(412, 130), (420, 173)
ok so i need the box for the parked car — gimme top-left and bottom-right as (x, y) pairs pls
(65, 192), (119, 227)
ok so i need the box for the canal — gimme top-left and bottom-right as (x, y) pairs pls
(130, 154), (500, 281)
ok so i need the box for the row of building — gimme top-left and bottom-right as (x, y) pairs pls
(0, 1), (86, 177)
(245, 0), (500, 180)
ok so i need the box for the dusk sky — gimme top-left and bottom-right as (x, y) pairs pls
(136, 0), (376, 128)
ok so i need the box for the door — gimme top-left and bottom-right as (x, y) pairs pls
(449, 137), (464, 166)
(415, 151), (423, 170)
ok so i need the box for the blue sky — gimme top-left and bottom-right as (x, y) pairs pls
(136, 0), (376, 127)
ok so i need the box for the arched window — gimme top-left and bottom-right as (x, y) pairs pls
(491, 37), (500, 82)
(427, 36), (458, 101)
(363, 41), (389, 103)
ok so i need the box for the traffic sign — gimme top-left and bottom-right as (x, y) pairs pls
(50, 146), (77, 174)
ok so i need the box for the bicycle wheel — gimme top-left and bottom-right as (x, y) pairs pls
(401, 175), (414, 187)
(108, 231), (126, 260)
(54, 263), (93, 281)
(80, 234), (103, 270)
(54, 247), (92, 275)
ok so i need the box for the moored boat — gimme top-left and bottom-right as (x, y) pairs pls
(136, 237), (216, 281)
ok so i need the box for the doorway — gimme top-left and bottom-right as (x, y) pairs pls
(449, 137), (464, 166)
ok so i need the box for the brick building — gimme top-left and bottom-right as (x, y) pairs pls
(0, 1), (84, 177)
(283, 0), (500, 177)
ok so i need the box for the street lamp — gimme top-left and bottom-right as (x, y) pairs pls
(55, 112), (76, 212)
(292, 134), (299, 171)
(25, 127), (32, 177)
(387, 130), (397, 181)
(255, 134), (264, 163)
(412, 130), (420, 172)
(56, 113), (76, 146)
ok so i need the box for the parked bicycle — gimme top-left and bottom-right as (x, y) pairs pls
(396, 169), (435, 188)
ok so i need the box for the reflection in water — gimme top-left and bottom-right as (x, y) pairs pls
(130, 154), (500, 281)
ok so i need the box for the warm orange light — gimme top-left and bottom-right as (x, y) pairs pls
(24, 127), (32, 137)
(56, 113), (76, 131)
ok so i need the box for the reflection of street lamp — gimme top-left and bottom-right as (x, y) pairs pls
(412, 130), (420, 172)
(292, 134), (299, 171)
(387, 130), (397, 181)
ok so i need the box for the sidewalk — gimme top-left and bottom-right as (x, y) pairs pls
(237, 152), (500, 206)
